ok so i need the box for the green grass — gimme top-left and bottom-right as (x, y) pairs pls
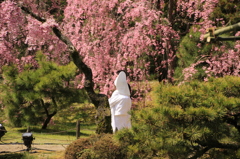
(0, 124), (96, 159)
(0, 102), (96, 143)
(2, 124), (96, 144)
(0, 103), (97, 159)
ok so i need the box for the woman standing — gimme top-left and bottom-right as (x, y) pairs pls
(109, 71), (132, 133)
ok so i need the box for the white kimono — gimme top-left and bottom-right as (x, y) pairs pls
(109, 71), (132, 133)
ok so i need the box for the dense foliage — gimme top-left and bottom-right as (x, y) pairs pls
(115, 76), (240, 158)
(0, 52), (87, 128)
(65, 76), (240, 158)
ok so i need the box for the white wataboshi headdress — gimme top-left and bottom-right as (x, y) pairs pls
(109, 71), (130, 106)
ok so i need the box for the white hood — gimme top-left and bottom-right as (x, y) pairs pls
(109, 71), (130, 106)
(114, 71), (130, 96)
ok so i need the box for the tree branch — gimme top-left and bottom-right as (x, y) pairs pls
(40, 99), (49, 116)
(20, 4), (98, 102)
(196, 139), (240, 151)
(51, 96), (58, 110)
(190, 139), (240, 159)
(207, 36), (240, 42)
(224, 112), (240, 133)
(20, 5), (46, 23)
(189, 146), (211, 159)
(51, 27), (97, 102)
(52, 27), (74, 49)
(168, 0), (175, 24)
(13, 1), (112, 133)
(204, 22), (240, 39)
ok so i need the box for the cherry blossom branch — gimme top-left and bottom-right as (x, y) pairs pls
(20, 5), (46, 23)
(19, 3), (97, 100)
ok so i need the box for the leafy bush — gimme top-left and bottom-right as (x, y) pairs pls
(65, 133), (126, 159)
(65, 136), (96, 159)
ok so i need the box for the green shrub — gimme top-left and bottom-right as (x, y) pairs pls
(91, 133), (126, 159)
(65, 133), (126, 159)
(65, 136), (96, 159)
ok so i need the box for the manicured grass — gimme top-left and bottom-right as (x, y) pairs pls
(0, 124), (96, 159)
(0, 103), (97, 159)
(1, 103), (96, 144)
(2, 124), (96, 144)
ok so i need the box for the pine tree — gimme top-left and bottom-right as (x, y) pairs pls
(116, 76), (240, 159)
(0, 52), (87, 129)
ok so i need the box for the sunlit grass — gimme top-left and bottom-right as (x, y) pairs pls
(0, 102), (96, 144)
(0, 123), (96, 159)
(2, 123), (96, 145)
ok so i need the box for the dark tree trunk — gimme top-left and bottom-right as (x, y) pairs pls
(48, 26), (112, 133)
(168, 0), (175, 24)
(42, 111), (57, 129)
(40, 99), (58, 129)
(94, 94), (112, 134)
(69, 47), (112, 133)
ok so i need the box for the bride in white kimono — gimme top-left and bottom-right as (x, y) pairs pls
(109, 71), (132, 133)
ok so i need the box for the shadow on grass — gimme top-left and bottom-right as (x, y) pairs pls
(14, 130), (91, 138)
(16, 123), (96, 135)
(0, 153), (24, 159)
